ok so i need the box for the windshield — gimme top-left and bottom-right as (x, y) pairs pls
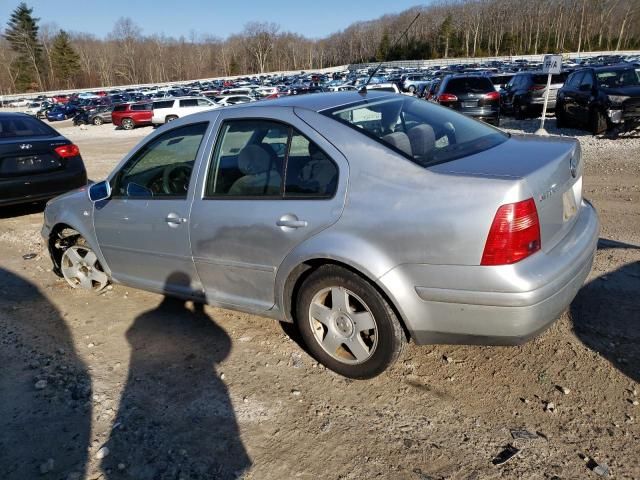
(596, 69), (640, 88)
(323, 95), (508, 167)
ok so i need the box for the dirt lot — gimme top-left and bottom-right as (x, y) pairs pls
(0, 117), (639, 480)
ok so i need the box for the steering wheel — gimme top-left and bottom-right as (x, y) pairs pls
(162, 163), (193, 195)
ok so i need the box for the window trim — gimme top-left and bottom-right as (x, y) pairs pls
(110, 121), (209, 201)
(202, 117), (339, 201)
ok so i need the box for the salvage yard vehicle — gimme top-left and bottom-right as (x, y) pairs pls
(556, 65), (640, 134)
(111, 102), (153, 130)
(0, 113), (87, 206)
(151, 97), (217, 125)
(434, 74), (501, 126)
(73, 105), (113, 126)
(501, 71), (566, 119)
(42, 91), (599, 379)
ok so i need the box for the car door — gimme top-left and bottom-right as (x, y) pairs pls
(575, 71), (595, 124)
(563, 72), (583, 121)
(93, 121), (212, 296)
(189, 108), (347, 312)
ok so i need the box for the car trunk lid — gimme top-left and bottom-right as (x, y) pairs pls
(0, 136), (70, 178)
(430, 134), (582, 254)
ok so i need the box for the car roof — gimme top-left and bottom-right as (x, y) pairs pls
(589, 64), (637, 71)
(223, 91), (395, 113)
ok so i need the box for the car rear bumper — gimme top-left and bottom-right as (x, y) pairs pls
(378, 200), (599, 345)
(0, 157), (87, 207)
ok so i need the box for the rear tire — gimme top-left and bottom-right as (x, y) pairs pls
(295, 265), (406, 379)
(408, 85), (416, 94)
(93, 116), (104, 126)
(590, 109), (608, 135)
(555, 104), (568, 129)
(121, 118), (134, 130)
(166, 115), (178, 123)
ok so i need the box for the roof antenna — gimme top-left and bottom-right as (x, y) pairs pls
(359, 12), (421, 94)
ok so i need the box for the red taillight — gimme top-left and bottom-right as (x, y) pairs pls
(438, 93), (458, 103)
(481, 198), (541, 266)
(54, 144), (80, 158)
(484, 91), (500, 101)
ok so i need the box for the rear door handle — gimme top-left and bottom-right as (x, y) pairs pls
(277, 214), (307, 229)
(165, 212), (187, 227)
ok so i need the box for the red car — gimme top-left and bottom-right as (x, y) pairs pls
(111, 102), (153, 130)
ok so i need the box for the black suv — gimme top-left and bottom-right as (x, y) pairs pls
(501, 71), (566, 119)
(433, 75), (500, 126)
(556, 65), (640, 134)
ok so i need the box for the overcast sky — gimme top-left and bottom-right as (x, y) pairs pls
(3, 0), (423, 39)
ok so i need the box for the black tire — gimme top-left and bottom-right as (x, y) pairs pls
(295, 265), (406, 379)
(166, 115), (178, 123)
(590, 109), (608, 135)
(121, 118), (134, 130)
(93, 116), (104, 125)
(408, 85), (416, 94)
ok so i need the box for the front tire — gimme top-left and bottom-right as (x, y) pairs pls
(555, 104), (568, 129)
(296, 265), (406, 379)
(60, 238), (110, 292)
(590, 109), (608, 135)
(514, 99), (526, 120)
(93, 116), (104, 125)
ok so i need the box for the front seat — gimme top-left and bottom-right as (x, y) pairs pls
(229, 144), (281, 195)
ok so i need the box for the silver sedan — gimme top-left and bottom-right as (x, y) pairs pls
(42, 91), (599, 378)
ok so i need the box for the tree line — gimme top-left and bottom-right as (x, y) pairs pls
(1, 0), (639, 94)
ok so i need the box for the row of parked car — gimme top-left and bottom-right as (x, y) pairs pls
(408, 61), (640, 134)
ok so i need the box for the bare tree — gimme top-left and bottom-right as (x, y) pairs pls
(242, 22), (280, 73)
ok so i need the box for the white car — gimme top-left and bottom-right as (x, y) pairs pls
(151, 97), (216, 125)
(8, 98), (30, 107)
(24, 102), (43, 116)
(213, 95), (254, 107)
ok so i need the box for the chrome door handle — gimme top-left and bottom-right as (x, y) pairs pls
(277, 214), (307, 229)
(165, 212), (187, 226)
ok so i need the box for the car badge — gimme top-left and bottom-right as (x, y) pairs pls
(19, 143), (32, 150)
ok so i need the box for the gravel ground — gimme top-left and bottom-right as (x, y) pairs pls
(0, 116), (638, 480)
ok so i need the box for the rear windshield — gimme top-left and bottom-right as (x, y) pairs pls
(596, 69), (640, 88)
(532, 74), (566, 84)
(0, 115), (57, 138)
(490, 75), (514, 85)
(322, 95), (508, 167)
(444, 77), (494, 94)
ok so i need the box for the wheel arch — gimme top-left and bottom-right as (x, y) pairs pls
(278, 255), (411, 341)
(47, 221), (111, 278)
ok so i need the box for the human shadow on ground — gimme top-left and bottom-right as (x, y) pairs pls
(571, 247), (640, 384)
(0, 267), (92, 479)
(102, 272), (251, 480)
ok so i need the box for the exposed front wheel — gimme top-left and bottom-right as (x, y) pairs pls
(61, 240), (110, 292)
(590, 109), (608, 135)
(296, 265), (406, 379)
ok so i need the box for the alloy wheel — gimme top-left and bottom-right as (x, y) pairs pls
(61, 246), (109, 291)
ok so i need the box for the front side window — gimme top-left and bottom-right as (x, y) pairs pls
(205, 120), (337, 199)
(323, 95), (507, 167)
(113, 122), (208, 199)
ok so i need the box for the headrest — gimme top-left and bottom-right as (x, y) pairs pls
(381, 131), (413, 157)
(238, 145), (271, 175)
(407, 124), (436, 158)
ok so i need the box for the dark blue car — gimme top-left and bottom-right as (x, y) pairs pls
(46, 105), (78, 122)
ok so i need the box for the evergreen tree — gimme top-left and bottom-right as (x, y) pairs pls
(3, 2), (43, 91)
(50, 30), (80, 87)
(376, 30), (391, 61)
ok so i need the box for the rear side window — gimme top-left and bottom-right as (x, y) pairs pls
(444, 77), (494, 94)
(179, 99), (198, 108)
(113, 104), (127, 112)
(131, 103), (151, 111)
(0, 116), (57, 137)
(285, 131), (338, 198)
(153, 100), (174, 109)
(532, 74), (566, 84)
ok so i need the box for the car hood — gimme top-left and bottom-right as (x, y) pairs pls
(602, 86), (640, 96)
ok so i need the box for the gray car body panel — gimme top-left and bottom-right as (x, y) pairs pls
(43, 92), (600, 346)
